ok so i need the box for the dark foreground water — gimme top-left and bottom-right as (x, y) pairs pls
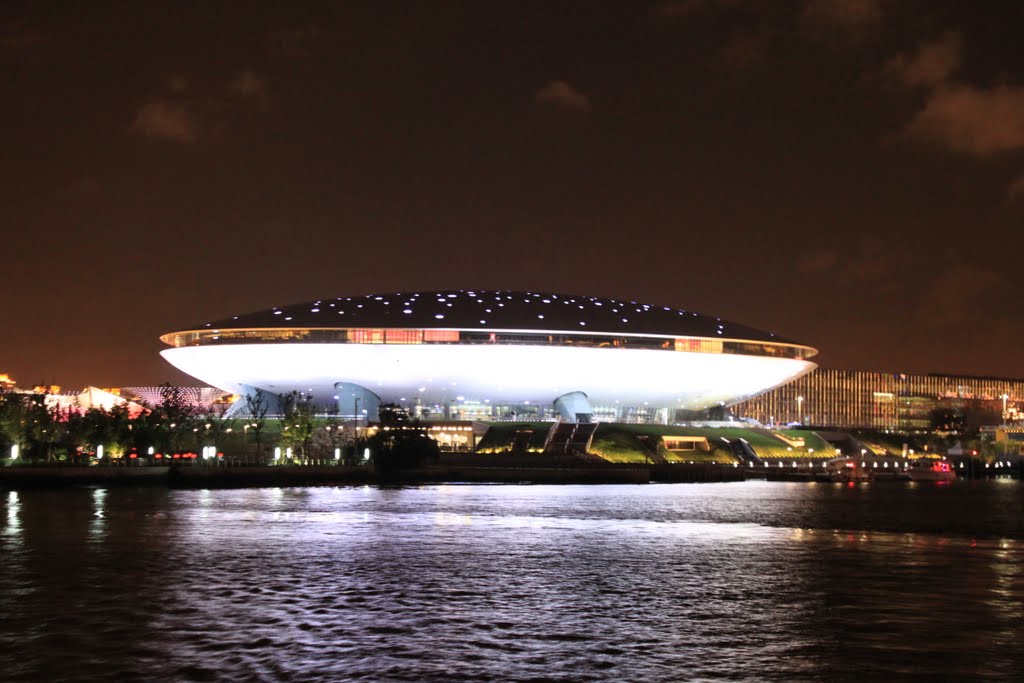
(1, 481), (1023, 682)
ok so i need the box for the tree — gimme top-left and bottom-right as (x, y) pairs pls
(308, 418), (351, 461)
(244, 389), (271, 455)
(22, 396), (63, 462)
(0, 389), (27, 457)
(0, 392), (22, 455)
(79, 404), (134, 458)
(369, 403), (440, 475)
(156, 383), (199, 453)
(278, 391), (315, 460)
(198, 409), (235, 458)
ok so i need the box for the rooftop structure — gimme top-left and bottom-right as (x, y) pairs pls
(160, 290), (818, 422)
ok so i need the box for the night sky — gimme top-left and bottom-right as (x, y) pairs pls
(2, 1), (1022, 388)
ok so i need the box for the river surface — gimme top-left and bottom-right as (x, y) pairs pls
(1, 480), (1023, 681)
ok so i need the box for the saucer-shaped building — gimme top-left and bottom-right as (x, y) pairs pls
(160, 290), (817, 422)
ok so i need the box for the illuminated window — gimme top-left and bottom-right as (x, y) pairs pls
(349, 329), (385, 343)
(423, 330), (459, 342)
(385, 329), (423, 344)
(675, 338), (723, 354)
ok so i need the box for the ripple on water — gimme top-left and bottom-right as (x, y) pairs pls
(1, 482), (1023, 681)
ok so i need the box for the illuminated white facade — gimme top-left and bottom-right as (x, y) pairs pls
(160, 291), (817, 421)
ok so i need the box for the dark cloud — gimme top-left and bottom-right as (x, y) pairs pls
(132, 100), (195, 143)
(798, 0), (883, 35)
(799, 249), (839, 273)
(908, 83), (1024, 156)
(918, 263), (1003, 328)
(265, 24), (324, 59)
(718, 25), (776, 68)
(884, 32), (962, 88)
(535, 81), (592, 113)
(230, 70), (266, 101)
(169, 76), (188, 93)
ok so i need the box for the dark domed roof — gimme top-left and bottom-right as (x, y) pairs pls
(189, 290), (800, 345)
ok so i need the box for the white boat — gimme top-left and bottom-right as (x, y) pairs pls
(906, 458), (956, 482)
(824, 457), (870, 482)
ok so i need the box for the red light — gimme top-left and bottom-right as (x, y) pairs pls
(129, 454), (137, 459)
(172, 453), (181, 459)
(217, 453), (224, 458)
(155, 454), (163, 459)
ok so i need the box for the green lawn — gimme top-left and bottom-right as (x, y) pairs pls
(458, 421), (847, 463)
(475, 422), (553, 454)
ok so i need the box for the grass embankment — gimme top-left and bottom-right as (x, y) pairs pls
(469, 422), (837, 465)
(475, 422), (552, 454)
(589, 424), (734, 464)
(602, 425), (832, 461)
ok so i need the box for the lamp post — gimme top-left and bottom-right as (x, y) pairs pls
(796, 396), (804, 425)
(1001, 394), (1009, 422)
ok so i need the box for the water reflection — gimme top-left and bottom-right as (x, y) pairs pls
(89, 488), (106, 542)
(4, 490), (20, 542)
(0, 482), (1022, 681)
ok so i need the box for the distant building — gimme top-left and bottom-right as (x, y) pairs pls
(43, 386), (147, 417)
(992, 427), (1024, 457)
(0, 374), (15, 391)
(120, 386), (233, 414)
(735, 368), (1023, 432)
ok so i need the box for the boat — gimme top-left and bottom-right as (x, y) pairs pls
(906, 458), (956, 482)
(824, 457), (871, 482)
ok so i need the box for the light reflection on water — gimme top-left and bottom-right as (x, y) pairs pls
(4, 490), (20, 542)
(0, 481), (1022, 681)
(89, 488), (105, 542)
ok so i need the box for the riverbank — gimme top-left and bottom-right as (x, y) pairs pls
(0, 460), (747, 488)
(3, 459), (1014, 489)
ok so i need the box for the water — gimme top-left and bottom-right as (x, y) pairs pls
(1, 481), (1023, 681)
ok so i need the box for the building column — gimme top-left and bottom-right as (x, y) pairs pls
(224, 384), (284, 418)
(334, 382), (382, 422)
(553, 391), (594, 423)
